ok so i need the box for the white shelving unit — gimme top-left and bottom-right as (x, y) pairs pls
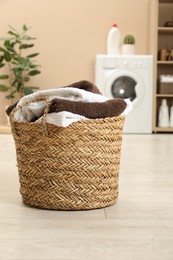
(153, 0), (173, 133)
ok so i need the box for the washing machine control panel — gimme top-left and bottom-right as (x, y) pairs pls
(99, 55), (151, 69)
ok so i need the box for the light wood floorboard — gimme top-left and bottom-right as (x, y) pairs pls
(0, 134), (173, 260)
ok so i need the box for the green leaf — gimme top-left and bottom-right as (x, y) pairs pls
(28, 70), (41, 76)
(23, 76), (30, 82)
(17, 82), (22, 92)
(4, 40), (11, 46)
(21, 35), (36, 41)
(23, 24), (28, 31)
(0, 56), (4, 63)
(14, 70), (22, 80)
(4, 51), (11, 62)
(0, 37), (14, 41)
(12, 79), (17, 86)
(30, 64), (40, 68)
(6, 46), (16, 53)
(6, 94), (15, 99)
(23, 87), (33, 95)
(7, 30), (19, 37)
(19, 44), (34, 49)
(27, 53), (39, 58)
(12, 55), (22, 62)
(0, 75), (9, 79)
(0, 84), (8, 91)
(0, 63), (5, 68)
(0, 47), (6, 52)
(4, 41), (16, 53)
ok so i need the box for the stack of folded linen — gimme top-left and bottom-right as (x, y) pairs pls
(160, 75), (173, 83)
(6, 80), (132, 127)
(159, 75), (173, 94)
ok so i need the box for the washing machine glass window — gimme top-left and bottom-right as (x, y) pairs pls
(105, 70), (145, 107)
(111, 76), (137, 101)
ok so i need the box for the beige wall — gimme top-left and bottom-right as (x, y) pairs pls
(0, 0), (154, 125)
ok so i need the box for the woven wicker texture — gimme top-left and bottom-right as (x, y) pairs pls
(159, 83), (173, 94)
(10, 102), (125, 210)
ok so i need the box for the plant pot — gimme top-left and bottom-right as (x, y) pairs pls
(122, 44), (135, 55)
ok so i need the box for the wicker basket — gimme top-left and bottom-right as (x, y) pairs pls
(10, 97), (125, 210)
(159, 82), (173, 94)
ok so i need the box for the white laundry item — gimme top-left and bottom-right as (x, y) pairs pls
(15, 87), (109, 122)
(18, 101), (46, 122)
(121, 99), (133, 116)
(17, 87), (109, 105)
(160, 75), (173, 83)
(36, 111), (88, 128)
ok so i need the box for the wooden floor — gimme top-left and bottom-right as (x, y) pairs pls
(0, 134), (173, 260)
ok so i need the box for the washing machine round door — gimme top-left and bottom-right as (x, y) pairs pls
(105, 70), (144, 106)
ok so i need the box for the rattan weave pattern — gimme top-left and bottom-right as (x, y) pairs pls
(10, 113), (124, 210)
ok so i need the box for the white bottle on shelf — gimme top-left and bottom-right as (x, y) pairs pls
(158, 99), (169, 128)
(169, 101), (173, 128)
(107, 23), (121, 55)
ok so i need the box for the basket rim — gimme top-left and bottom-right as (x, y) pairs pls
(10, 114), (125, 127)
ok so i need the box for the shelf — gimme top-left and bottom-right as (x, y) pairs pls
(159, 0), (173, 4)
(157, 61), (173, 64)
(153, 0), (173, 133)
(0, 125), (11, 134)
(154, 127), (173, 132)
(158, 27), (173, 34)
(156, 94), (173, 97)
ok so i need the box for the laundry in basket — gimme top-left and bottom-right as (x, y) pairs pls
(8, 80), (132, 210)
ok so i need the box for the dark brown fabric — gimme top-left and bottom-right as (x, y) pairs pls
(49, 98), (127, 119)
(61, 80), (102, 94)
(6, 101), (18, 116)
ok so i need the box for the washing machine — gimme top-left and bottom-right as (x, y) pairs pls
(95, 55), (153, 133)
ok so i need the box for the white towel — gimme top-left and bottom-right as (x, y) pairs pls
(121, 99), (133, 116)
(36, 111), (88, 127)
(160, 75), (173, 83)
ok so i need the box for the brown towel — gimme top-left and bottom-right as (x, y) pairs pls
(49, 98), (127, 119)
(6, 80), (102, 116)
(6, 101), (18, 116)
(61, 80), (102, 94)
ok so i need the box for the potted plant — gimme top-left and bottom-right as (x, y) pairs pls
(0, 24), (41, 104)
(122, 33), (136, 55)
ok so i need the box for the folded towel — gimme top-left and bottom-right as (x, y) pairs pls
(61, 80), (102, 94)
(160, 75), (173, 83)
(14, 87), (109, 122)
(8, 80), (132, 127)
(36, 111), (88, 127)
(35, 98), (131, 127)
(48, 98), (127, 119)
(6, 80), (102, 116)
